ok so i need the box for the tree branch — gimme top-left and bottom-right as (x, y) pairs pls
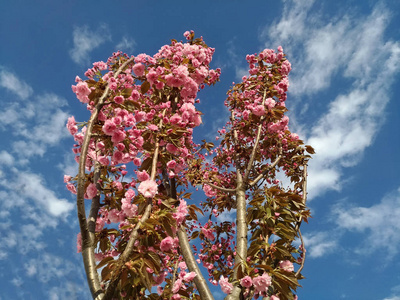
(243, 90), (267, 182)
(204, 181), (236, 193)
(178, 227), (215, 300)
(103, 109), (165, 299)
(77, 57), (134, 300)
(249, 148), (282, 187)
(295, 228), (306, 278)
(225, 111), (247, 300)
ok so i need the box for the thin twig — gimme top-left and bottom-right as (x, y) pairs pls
(204, 181), (236, 193)
(249, 148), (282, 187)
(295, 228), (306, 277)
(243, 90), (267, 182)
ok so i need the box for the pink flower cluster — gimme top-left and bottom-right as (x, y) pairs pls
(138, 179), (158, 198)
(219, 275), (233, 294)
(71, 77), (91, 103)
(172, 200), (188, 226)
(253, 273), (272, 295)
(160, 236), (179, 252)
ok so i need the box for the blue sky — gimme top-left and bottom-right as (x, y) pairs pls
(0, 0), (399, 299)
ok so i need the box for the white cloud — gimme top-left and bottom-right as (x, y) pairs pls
(11, 277), (23, 287)
(383, 297), (400, 300)
(0, 68), (33, 100)
(0, 91), (70, 159)
(302, 231), (338, 258)
(18, 172), (74, 217)
(261, 2), (400, 199)
(0, 150), (13, 165)
(69, 24), (111, 64)
(116, 36), (136, 52)
(332, 187), (400, 257)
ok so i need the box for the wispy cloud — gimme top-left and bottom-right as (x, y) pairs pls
(332, 186), (400, 257)
(0, 68), (33, 100)
(0, 85), (70, 159)
(69, 24), (111, 65)
(116, 36), (136, 53)
(261, 2), (400, 198)
(302, 231), (338, 258)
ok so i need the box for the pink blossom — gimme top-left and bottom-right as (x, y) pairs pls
(252, 273), (272, 294)
(138, 179), (158, 198)
(98, 156), (110, 166)
(146, 69), (158, 85)
(172, 294), (181, 300)
(178, 262), (187, 270)
(102, 119), (117, 135)
(201, 227), (215, 241)
(204, 184), (217, 198)
(173, 200), (188, 225)
(279, 260), (294, 272)
(111, 130), (126, 144)
(112, 151), (124, 164)
(167, 160), (176, 169)
(108, 209), (121, 223)
(86, 183), (98, 199)
(71, 81), (91, 103)
(183, 31), (191, 40)
(270, 295), (280, 300)
(131, 89), (140, 101)
(160, 236), (174, 252)
(136, 170), (150, 182)
(132, 63), (145, 76)
(125, 189), (136, 201)
(114, 95), (124, 104)
(64, 175), (72, 183)
(183, 272), (197, 282)
(251, 105), (265, 116)
(219, 276), (233, 294)
(147, 124), (158, 131)
(240, 275), (253, 288)
(265, 97), (276, 109)
(172, 278), (183, 293)
(170, 114), (182, 125)
(154, 271), (166, 286)
(66, 183), (77, 194)
(66, 116), (78, 135)
(133, 157), (141, 166)
(166, 143), (179, 154)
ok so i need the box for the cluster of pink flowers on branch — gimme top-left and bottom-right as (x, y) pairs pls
(66, 31), (312, 300)
(186, 46), (313, 300)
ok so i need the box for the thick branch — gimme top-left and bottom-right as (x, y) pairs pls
(77, 57), (134, 300)
(178, 227), (215, 300)
(224, 110), (249, 300)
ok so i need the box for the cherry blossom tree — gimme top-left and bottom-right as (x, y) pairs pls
(66, 31), (313, 300)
